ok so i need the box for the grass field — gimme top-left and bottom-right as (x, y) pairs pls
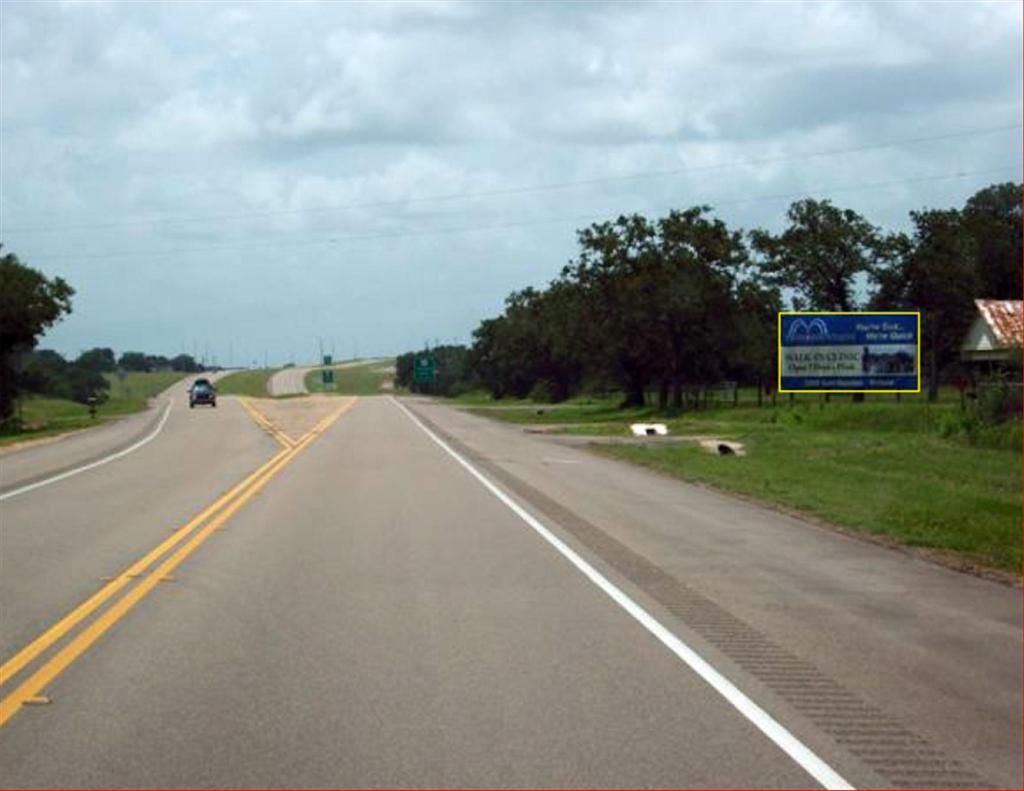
(305, 360), (395, 396)
(464, 394), (1022, 575)
(214, 368), (276, 397)
(1, 371), (189, 447)
(104, 370), (190, 405)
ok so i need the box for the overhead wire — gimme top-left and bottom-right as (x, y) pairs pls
(3, 122), (1020, 235)
(25, 163), (1020, 264)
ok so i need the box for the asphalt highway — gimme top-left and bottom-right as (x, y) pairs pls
(267, 365), (313, 397)
(0, 395), (1019, 789)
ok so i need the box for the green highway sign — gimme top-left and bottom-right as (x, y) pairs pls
(321, 367), (334, 385)
(413, 354), (435, 384)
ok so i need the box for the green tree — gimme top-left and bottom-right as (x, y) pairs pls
(394, 352), (415, 390)
(170, 354), (202, 372)
(21, 349), (69, 396)
(118, 351), (152, 372)
(654, 207), (747, 408)
(65, 365), (109, 405)
(0, 248), (74, 424)
(75, 347), (117, 372)
(961, 182), (1022, 299)
(883, 209), (980, 400)
(569, 214), (662, 407)
(750, 199), (895, 311)
(731, 280), (783, 401)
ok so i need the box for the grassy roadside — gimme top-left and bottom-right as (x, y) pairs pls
(104, 371), (190, 407)
(1, 371), (188, 448)
(214, 368), (277, 397)
(305, 359), (394, 396)
(463, 395), (1022, 576)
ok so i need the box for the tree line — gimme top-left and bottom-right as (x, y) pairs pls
(1, 246), (206, 425)
(397, 183), (1021, 405)
(19, 347), (204, 408)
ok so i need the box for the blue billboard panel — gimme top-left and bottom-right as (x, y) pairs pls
(778, 312), (920, 392)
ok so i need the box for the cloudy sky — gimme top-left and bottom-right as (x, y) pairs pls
(1, 0), (1020, 366)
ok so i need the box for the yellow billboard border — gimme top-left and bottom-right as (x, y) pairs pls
(777, 311), (922, 394)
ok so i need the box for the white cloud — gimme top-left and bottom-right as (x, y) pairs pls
(116, 92), (259, 151)
(0, 0), (1019, 361)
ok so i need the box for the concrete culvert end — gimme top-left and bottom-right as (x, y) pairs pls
(698, 438), (746, 456)
(630, 423), (668, 437)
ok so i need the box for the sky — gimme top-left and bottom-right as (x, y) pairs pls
(1, 0), (1020, 367)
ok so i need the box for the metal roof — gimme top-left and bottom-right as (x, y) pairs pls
(974, 299), (1023, 348)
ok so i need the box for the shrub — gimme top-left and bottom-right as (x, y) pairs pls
(973, 376), (1022, 425)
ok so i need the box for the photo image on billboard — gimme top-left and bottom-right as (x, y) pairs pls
(778, 312), (920, 393)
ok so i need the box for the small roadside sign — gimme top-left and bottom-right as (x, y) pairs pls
(414, 354), (435, 384)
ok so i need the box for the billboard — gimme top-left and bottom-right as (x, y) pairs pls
(778, 312), (920, 393)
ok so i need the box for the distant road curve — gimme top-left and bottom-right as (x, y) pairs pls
(267, 366), (315, 397)
(268, 359), (390, 397)
(0, 369), (230, 499)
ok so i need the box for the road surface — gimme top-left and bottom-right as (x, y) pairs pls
(268, 360), (390, 397)
(267, 366), (314, 397)
(0, 395), (1020, 788)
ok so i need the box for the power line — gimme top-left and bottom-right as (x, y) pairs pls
(4, 123), (1019, 235)
(27, 164), (1019, 265)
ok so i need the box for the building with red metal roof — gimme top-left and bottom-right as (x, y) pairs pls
(960, 299), (1023, 363)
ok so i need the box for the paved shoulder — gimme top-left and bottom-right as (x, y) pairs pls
(400, 396), (1022, 790)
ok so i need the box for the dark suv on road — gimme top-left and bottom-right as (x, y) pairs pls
(189, 378), (217, 408)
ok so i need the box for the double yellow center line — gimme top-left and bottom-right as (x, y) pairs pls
(238, 397), (296, 448)
(0, 397), (354, 727)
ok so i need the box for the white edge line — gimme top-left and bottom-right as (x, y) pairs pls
(390, 396), (854, 791)
(0, 399), (174, 502)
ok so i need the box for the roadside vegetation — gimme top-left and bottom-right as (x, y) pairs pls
(2, 370), (189, 447)
(215, 368), (277, 397)
(396, 184), (1020, 409)
(305, 359), (395, 395)
(391, 185), (1020, 575)
(466, 391), (1021, 575)
(0, 272), (206, 446)
(105, 370), (191, 402)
